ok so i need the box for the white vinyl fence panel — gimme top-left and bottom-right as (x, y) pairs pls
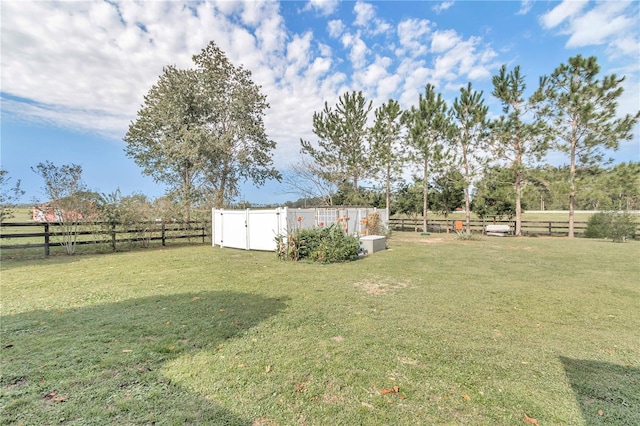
(212, 207), (387, 251)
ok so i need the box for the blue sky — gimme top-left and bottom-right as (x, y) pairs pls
(2, 0), (639, 206)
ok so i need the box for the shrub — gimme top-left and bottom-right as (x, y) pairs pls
(584, 212), (637, 242)
(276, 224), (361, 263)
(584, 212), (610, 239)
(608, 212), (637, 242)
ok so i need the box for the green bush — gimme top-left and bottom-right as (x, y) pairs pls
(584, 212), (611, 239)
(276, 224), (361, 263)
(584, 212), (637, 242)
(608, 212), (637, 242)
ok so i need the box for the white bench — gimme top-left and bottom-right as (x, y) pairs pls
(485, 224), (511, 237)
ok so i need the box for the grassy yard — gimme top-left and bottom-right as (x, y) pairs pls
(1, 234), (639, 425)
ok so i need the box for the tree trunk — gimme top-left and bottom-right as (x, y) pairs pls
(385, 164), (391, 224)
(423, 157), (428, 233)
(568, 127), (577, 238)
(515, 169), (522, 236)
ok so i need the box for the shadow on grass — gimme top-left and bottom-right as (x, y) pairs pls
(1, 291), (288, 425)
(560, 356), (640, 425)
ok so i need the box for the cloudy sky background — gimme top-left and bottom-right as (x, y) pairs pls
(2, 0), (639, 205)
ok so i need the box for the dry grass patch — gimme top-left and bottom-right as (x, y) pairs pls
(353, 277), (411, 295)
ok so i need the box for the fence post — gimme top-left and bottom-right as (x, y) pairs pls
(548, 222), (552, 236)
(201, 222), (205, 243)
(44, 222), (50, 256)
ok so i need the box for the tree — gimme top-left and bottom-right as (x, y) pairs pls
(473, 167), (518, 220)
(491, 65), (548, 235)
(450, 82), (490, 232)
(605, 162), (640, 211)
(300, 91), (373, 201)
(370, 99), (406, 219)
(32, 162), (93, 255)
(125, 40), (280, 218)
(403, 84), (452, 232)
(281, 154), (341, 206)
(430, 169), (465, 233)
(394, 181), (424, 232)
(0, 169), (25, 223)
(95, 190), (155, 250)
(535, 55), (639, 237)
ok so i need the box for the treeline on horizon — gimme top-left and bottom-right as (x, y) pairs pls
(281, 162), (640, 215)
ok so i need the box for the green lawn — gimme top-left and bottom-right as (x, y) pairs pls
(1, 234), (639, 425)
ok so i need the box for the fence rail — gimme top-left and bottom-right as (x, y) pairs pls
(0, 221), (210, 256)
(388, 218), (639, 237)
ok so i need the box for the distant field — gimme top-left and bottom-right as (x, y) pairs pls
(2, 234), (638, 425)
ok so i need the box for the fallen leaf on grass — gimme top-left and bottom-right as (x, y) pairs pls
(462, 394), (471, 401)
(524, 413), (539, 425)
(264, 365), (271, 373)
(381, 386), (400, 395)
(597, 409), (603, 416)
(44, 391), (67, 403)
(192, 296), (200, 301)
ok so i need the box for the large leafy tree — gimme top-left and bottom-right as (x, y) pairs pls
(491, 65), (548, 235)
(125, 41), (279, 217)
(403, 84), (452, 232)
(300, 91), (373, 203)
(535, 55), (639, 237)
(450, 82), (490, 232)
(370, 99), (406, 219)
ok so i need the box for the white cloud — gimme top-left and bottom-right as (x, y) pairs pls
(354, 1), (375, 27)
(565, 1), (637, 47)
(396, 18), (433, 57)
(341, 32), (369, 69)
(327, 19), (345, 38)
(433, 1), (454, 14)
(432, 36), (498, 83)
(352, 1), (392, 36)
(355, 55), (392, 88)
(540, 0), (589, 29)
(516, 0), (533, 15)
(303, 0), (339, 16)
(539, 0), (639, 62)
(431, 29), (461, 53)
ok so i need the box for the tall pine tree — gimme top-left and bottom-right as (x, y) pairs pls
(300, 91), (373, 203)
(535, 55), (639, 237)
(404, 84), (452, 232)
(451, 82), (490, 232)
(491, 65), (548, 235)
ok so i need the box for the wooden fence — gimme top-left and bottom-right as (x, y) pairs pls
(388, 218), (640, 237)
(0, 221), (210, 256)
